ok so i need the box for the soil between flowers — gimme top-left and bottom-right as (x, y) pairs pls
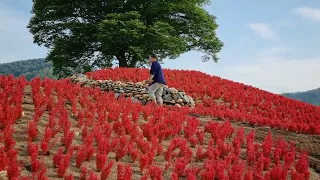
(12, 86), (320, 179)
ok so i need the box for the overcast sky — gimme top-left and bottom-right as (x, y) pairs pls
(0, 0), (320, 93)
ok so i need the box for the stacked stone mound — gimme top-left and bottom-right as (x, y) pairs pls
(70, 74), (195, 107)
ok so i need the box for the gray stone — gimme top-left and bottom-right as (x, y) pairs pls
(166, 88), (176, 94)
(142, 94), (149, 99)
(135, 82), (143, 86)
(188, 96), (195, 107)
(177, 92), (184, 99)
(70, 77), (195, 108)
(101, 84), (107, 88)
(163, 94), (172, 101)
(163, 100), (175, 105)
(100, 85), (107, 91)
(141, 99), (148, 105)
(130, 97), (140, 104)
(126, 93), (133, 97)
(171, 93), (178, 100)
(77, 78), (86, 84)
(134, 94), (142, 98)
(162, 90), (167, 96)
(176, 99), (183, 103)
(75, 73), (87, 78)
(170, 88), (178, 93)
(97, 80), (107, 84)
(183, 95), (190, 103)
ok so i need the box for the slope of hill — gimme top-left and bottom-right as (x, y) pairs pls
(0, 68), (319, 179)
(282, 88), (320, 106)
(1, 58), (319, 106)
(0, 58), (56, 80)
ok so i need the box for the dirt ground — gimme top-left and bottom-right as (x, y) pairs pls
(11, 86), (320, 179)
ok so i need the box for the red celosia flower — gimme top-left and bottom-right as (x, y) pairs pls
(262, 132), (272, 157)
(243, 167), (253, 180)
(171, 172), (178, 180)
(140, 154), (149, 172)
(185, 166), (199, 180)
(124, 164), (133, 180)
(174, 157), (188, 177)
(117, 163), (124, 180)
(96, 152), (107, 172)
(28, 121), (38, 141)
(88, 171), (99, 180)
(64, 174), (74, 180)
(53, 148), (64, 168)
(80, 166), (87, 180)
(101, 160), (114, 180)
(184, 117), (200, 139)
(200, 160), (216, 180)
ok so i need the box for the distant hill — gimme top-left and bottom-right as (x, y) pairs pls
(282, 88), (320, 106)
(0, 58), (56, 81)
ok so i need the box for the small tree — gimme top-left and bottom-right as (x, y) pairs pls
(28, 0), (223, 78)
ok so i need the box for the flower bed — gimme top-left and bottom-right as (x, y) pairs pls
(0, 72), (317, 179)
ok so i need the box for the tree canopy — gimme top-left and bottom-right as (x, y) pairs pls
(28, 0), (223, 78)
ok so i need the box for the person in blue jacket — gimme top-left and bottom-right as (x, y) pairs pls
(146, 54), (166, 105)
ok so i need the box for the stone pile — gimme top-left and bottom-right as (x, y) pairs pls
(70, 74), (195, 107)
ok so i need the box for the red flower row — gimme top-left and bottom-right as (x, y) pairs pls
(87, 68), (320, 135)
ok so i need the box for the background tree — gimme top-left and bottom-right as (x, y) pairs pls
(28, 0), (223, 78)
(0, 58), (57, 80)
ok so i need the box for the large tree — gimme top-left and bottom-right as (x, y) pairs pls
(28, 0), (223, 78)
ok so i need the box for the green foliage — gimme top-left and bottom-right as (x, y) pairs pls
(28, 0), (223, 78)
(23, 67), (56, 81)
(282, 89), (320, 106)
(0, 58), (56, 81)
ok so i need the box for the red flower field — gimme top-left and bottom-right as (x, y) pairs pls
(0, 68), (319, 179)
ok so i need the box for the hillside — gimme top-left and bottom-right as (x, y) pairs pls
(0, 58), (56, 81)
(0, 68), (319, 179)
(283, 88), (320, 106)
(1, 58), (319, 106)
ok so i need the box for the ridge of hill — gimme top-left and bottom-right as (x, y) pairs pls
(1, 68), (319, 179)
(282, 88), (320, 106)
(0, 58), (56, 80)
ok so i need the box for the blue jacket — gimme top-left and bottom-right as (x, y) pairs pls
(150, 61), (166, 85)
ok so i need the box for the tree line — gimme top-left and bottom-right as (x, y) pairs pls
(282, 89), (320, 106)
(0, 58), (56, 81)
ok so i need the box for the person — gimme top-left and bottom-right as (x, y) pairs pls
(146, 54), (166, 105)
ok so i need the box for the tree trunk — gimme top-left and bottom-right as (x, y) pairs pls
(116, 53), (138, 67)
(129, 56), (138, 67)
(116, 54), (128, 67)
